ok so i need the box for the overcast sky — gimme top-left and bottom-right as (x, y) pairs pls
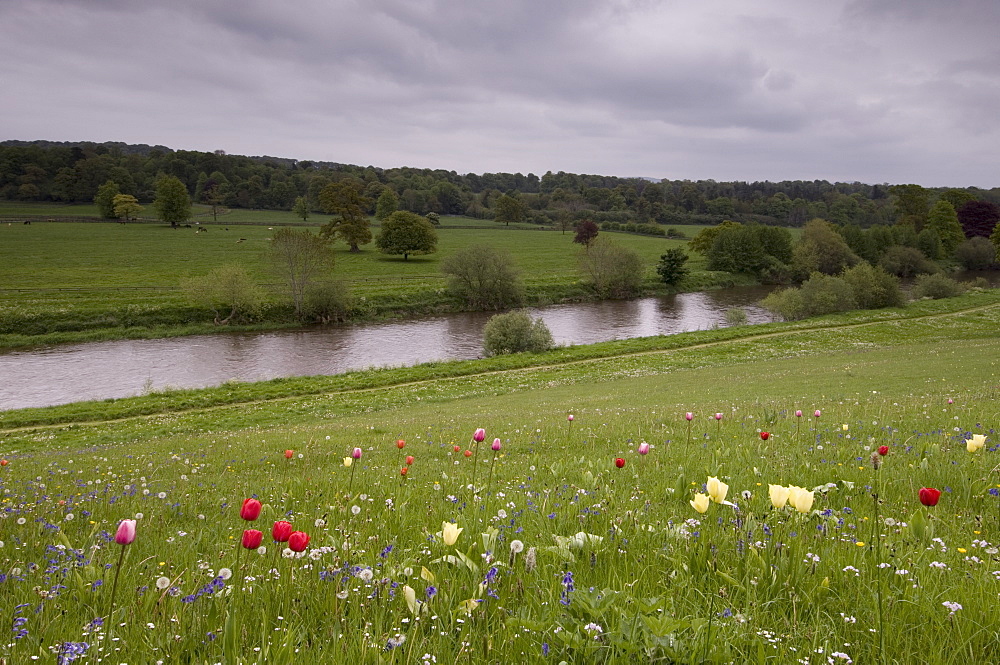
(2, 0), (998, 188)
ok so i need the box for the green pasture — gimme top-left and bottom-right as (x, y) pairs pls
(0, 292), (998, 663)
(0, 219), (731, 347)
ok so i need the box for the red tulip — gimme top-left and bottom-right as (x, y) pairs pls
(241, 498), (262, 521)
(288, 531), (310, 552)
(0, 459), (8, 467)
(400, 467), (408, 476)
(242, 529), (263, 550)
(272, 520), (293, 542)
(463, 450), (472, 457)
(405, 455), (414, 465)
(919, 487), (941, 507)
(453, 445), (461, 453)
(614, 458), (626, 468)
(760, 432), (770, 440)
(877, 445), (889, 456)
(396, 439), (406, 449)
(473, 428), (486, 443)
(115, 519), (137, 545)
(284, 449), (294, 459)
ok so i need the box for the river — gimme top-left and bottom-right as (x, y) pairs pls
(0, 286), (778, 410)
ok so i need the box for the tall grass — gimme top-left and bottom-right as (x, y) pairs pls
(0, 295), (998, 663)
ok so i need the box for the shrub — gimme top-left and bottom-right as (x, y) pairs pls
(656, 248), (689, 286)
(482, 311), (554, 356)
(797, 272), (856, 316)
(442, 245), (524, 311)
(954, 237), (998, 270)
(840, 263), (904, 310)
(911, 273), (967, 300)
(759, 287), (807, 321)
(879, 245), (938, 277)
(760, 273), (855, 320)
(303, 280), (352, 323)
(181, 264), (265, 325)
(724, 307), (748, 326)
(579, 237), (646, 298)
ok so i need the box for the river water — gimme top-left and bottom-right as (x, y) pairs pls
(0, 286), (779, 411)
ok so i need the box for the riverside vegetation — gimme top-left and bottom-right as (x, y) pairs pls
(0, 291), (998, 663)
(0, 215), (737, 350)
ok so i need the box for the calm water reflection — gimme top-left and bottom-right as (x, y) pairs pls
(2, 285), (773, 410)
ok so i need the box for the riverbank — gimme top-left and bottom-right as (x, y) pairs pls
(3, 288), (997, 429)
(1, 220), (732, 350)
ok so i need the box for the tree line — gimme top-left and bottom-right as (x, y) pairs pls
(3, 140), (1000, 229)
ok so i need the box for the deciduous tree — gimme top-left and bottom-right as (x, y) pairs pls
(925, 200), (964, 255)
(153, 175), (192, 227)
(112, 193), (142, 222)
(375, 188), (399, 221)
(573, 219), (599, 248)
(656, 248), (689, 286)
(94, 180), (120, 219)
(493, 193), (526, 226)
(268, 228), (334, 316)
(375, 211), (438, 260)
(957, 200), (1000, 239)
(319, 181), (372, 252)
(442, 245), (523, 310)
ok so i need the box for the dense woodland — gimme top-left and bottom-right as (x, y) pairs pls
(3, 139), (999, 228)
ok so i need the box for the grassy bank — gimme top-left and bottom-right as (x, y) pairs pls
(0, 219), (734, 349)
(0, 283), (997, 663)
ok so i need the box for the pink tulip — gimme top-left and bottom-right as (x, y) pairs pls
(814, 410), (821, 418)
(492, 438), (502, 452)
(685, 412), (693, 421)
(567, 414), (574, 422)
(115, 519), (137, 545)
(473, 428), (486, 443)
(638, 442), (650, 455)
(714, 413), (723, 421)
(795, 410), (802, 418)
(352, 447), (362, 459)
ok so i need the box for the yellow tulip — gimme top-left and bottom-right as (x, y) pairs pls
(403, 585), (418, 614)
(967, 434), (987, 453)
(706, 476), (729, 504)
(788, 486), (814, 513)
(690, 492), (710, 514)
(442, 521), (463, 546)
(768, 484), (790, 509)
(343, 457), (353, 467)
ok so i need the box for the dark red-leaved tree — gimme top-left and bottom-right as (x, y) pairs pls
(573, 219), (599, 248)
(956, 200), (1000, 238)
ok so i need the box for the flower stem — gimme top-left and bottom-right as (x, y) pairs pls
(106, 544), (127, 622)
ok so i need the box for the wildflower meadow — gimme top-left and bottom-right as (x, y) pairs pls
(1, 297), (999, 664)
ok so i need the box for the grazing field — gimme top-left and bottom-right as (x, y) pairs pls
(1, 294), (998, 663)
(0, 219), (735, 349)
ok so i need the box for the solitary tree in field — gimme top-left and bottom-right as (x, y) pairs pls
(292, 196), (310, 223)
(153, 175), (192, 228)
(112, 194), (142, 222)
(268, 228), (334, 316)
(493, 193), (526, 226)
(375, 211), (438, 260)
(319, 181), (372, 252)
(94, 180), (120, 219)
(573, 219), (599, 248)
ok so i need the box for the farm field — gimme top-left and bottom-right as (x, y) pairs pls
(0, 293), (998, 663)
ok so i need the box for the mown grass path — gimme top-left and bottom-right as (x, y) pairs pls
(3, 293), (998, 439)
